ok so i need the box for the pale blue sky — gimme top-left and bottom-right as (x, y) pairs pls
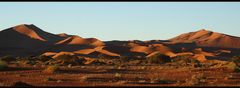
(0, 2), (240, 41)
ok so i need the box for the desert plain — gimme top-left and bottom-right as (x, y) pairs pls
(0, 24), (239, 87)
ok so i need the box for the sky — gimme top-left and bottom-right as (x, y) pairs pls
(0, 2), (240, 41)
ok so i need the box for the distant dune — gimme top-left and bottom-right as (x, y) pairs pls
(170, 29), (240, 49)
(0, 24), (239, 62)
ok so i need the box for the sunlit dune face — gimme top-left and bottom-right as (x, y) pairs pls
(14, 25), (46, 41)
(170, 29), (240, 48)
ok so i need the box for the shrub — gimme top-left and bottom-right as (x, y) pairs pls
(35, 55), (52, 62)
(26, 60), (37, 65)
(18, 59), (36, 66)
(230, 56), (240, 67)
(54, 54), (82, 65)
(11, 81), (33, 87)
(140, 60), (148, 65)
(98, 54), (109, 59)
(44, 77), (57, 81)
(44, 59), (56, 65)
(80, 75), (89, 82)
(235, 67), (240, 72)
(172, 55), (201, 67)
(0, 60), (8, 70)
(114, 73), (122, 78)
(147, 53), (171, 64)
(42, 65), (60, 74)
(0, 55), (16, 62)
(21, 56), (35, 61)
(106, 60), (114, 65)
(185, 73), (206, 85)
(210, 61), (239, 71)
(150, 78), (172, 84)
(15, 56), (38, 66)
(97, 58), (120, 66)
(127, 60), (142, 65)
(16, 74), (25, 77)
(120, 56), (129, 63)
(223, 61), (240, 72)
(193, 48), (202, 54)
(94, 58), (107, 65)
(112, 59), (122, 66)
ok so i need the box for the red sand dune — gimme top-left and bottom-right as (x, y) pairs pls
(175, 52), (194, 56)
(170, 29), (240, 48)
(42, 52), (58, 56)
(74, 49), (96, 55)
(0, 24), (105, 56)
(56, 35), (87, 45)
(74, 46), (120, 57)
(150, 44), (177, 57)
(85, 38), (105, 46)
(130, 45), (153, 54)
(57, 33), (70, 37)
(0, 24), (55, 56)
(13, 24), (65, 43)
(128, 43), (154, 54)
(192, 54), (207, 62)
(13, 24), (46, 41)
(56, 35), (104, 46)
(52, 51), (75, 59)
(0, 24), (239, 61)
(193, 48), (216, 57)
(146, 51), (176, 58)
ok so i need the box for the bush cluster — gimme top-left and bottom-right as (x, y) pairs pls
(0, 60), (8, 70)
(147, 53), (171, 64)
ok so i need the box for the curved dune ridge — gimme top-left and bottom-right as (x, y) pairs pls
(74, 46), (120, 57)
(0, 24), (240, 59)
(56, 35), (86, 45)
(170, 29), (240, 48)
(188, 29), (212, 40)
(55, 35), (105, 46)
(85, 38), (105, 46)
(0, 24), (106, 56)
(151, 44), (172, 53)
(95, 46), (120, 57)
(57, 33), (70, 37)
(73, 49), (96, 55)
(0, 24), (56, 52)
(67, 35), (86, 45)
(152, 44), (177, 57)
(13, 24), (46, 41)
(127, 43), (176, 57)
(42, 52), (58, 57)
(142, 44), (177, 57)
(192, 54), (207, 62)
(128, 42), (153, 54)
(13, 24), (65, 43)
(130, 45), (153, 54)
(52, 51), (75, 59)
